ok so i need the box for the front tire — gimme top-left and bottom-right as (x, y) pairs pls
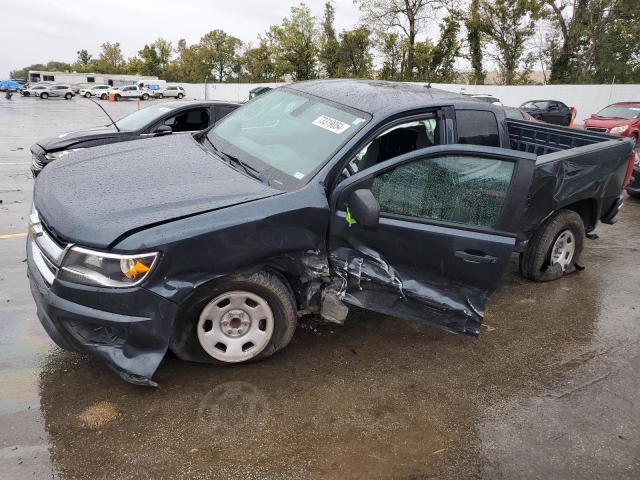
(115, 94), (121, 101)
(142, 93), (149, 100)
(100, 93), (107, 100)
(157, 93), (163, 99)
(170, 271), (297, 365)
(519, 210), (585, 282)
(64, 93), (72, 100)
(84, 92), (91, 98)
(177, 93), (184, 99)
(40, 92), (49, 99)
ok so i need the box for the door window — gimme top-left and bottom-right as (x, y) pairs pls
(350, 117), (440, 173)
(455, 110), (500, 147)
(370, 155), (514, 229)
(163, 108), (210, 132)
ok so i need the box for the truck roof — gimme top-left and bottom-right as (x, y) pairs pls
(288, 79), (470, 117)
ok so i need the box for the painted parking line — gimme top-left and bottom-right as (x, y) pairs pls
(0, 232), (28, 240)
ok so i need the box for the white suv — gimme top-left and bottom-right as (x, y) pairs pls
(79, 85), (111, 98)
(155, 86), (185, 99)
(107, 85), (150, 101)
(39, 85), (75, 100)
(22, 84), (50, 97)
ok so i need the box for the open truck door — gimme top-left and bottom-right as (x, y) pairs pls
(328, 145), (536, 335)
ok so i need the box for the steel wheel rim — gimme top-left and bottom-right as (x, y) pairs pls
(550, 229), (575, 271)
(197, 290), (274, 362)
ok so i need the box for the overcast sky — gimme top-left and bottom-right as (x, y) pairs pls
(0, 0), (363, 78)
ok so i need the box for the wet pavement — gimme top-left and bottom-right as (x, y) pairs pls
(1, 94), (639, 479)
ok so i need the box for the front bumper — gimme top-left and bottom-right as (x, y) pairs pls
(27, 236), (178, 386)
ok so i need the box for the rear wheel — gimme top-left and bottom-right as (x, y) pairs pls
(23, 91), (30, 97)
(142, 93), (149, 100)
(170, 271), (297, 365)
(519, 210), (585, 282)
(157, 93), (163, 99)
(177, 93), (184, 99)
(64, 93), (72, 100)
(84, 92), (91, 98)
(115, 94), (121, 101)
(100, 93), (107, 100)
(40, 92), (49, 99)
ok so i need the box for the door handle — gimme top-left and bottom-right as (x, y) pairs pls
(454, 250), (498, 264)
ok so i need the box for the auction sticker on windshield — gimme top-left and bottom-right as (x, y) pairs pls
(312, 115), (351, 134)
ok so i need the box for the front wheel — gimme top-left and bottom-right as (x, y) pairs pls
(170, 271), (297, 365)
(64, 93), (72, 100)
(519, 210), (585, 282)
(177, 93), (184, 99)
(100, 93), (107, 100)
(141, 93), (149, 100)
(115, 94), (121, 101)
(40, 92), (49, 99)
(23, 91), (30, 97)
(84, 92), (91, 98)
(157, 93), (163, 99)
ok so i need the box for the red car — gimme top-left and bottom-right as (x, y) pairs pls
(584, 102), (640, 146)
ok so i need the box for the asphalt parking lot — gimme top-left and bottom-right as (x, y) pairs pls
(1, 94), (640, 480)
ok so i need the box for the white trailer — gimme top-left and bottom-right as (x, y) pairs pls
(27, 71), (161, 88)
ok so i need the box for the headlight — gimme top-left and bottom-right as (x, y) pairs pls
(610, 125), (629, 134)
(44, 149), (84, 161)
(58, 246), (158, 288)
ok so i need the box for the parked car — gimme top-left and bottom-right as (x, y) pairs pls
(27, 80), (634, 386)
(98, 86), (121, 100)
(520, 100), (574, 126)
(465, 93), (502, 105)
(106, 84), (151, 101)
(249, 86), (272, 99)
(79, 84), (111, 98)
(38, 85), (74, 100)
(0, 80), (24, 92)
(30, 101), (240, 176)
(503, 106), (537, 121)
(21, 84), (49, 97)
(154, 85), (186, 99)
(625, 153), (640, 197)
(584, 102), (640, 146)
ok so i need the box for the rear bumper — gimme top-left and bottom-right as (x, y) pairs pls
(27, 236), (178, 386)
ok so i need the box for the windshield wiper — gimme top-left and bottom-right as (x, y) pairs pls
(202, 136), (268, 185)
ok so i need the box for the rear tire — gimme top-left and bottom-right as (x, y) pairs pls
(177, 93), (183, 99)
(170, 271), (297, 365)
(115, 94), (121, 101)
(84, 92), (90, 98)
(142, 93), (149, 100)
(100, 93), (107, 100)
(24, 91), (30, 97)
(519, 210), (585, 282)
(64, 93), (72, 100)
(40, 92), (48, 99)
(157, 93), (163, 99)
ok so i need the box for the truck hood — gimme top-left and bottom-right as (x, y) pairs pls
(35, 126), (128, 152)
(34, 135), (281, 249)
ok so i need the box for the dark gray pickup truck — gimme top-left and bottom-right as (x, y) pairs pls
(27, 80), (635, 385)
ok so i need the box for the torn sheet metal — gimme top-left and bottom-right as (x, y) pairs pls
(329, 245), (485, 335)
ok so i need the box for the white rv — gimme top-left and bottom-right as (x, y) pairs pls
(27, 71), (162, 89)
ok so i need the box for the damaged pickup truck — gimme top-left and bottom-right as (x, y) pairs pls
(27, 80), (635, 386)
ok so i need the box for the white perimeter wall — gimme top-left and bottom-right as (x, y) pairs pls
(175, 81), (640, 123)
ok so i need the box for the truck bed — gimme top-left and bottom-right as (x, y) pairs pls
(506, 120), (634, 242)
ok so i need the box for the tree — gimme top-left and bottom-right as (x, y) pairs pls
(152, 38), (173, 71)
(377, 32), (405, 80)
(200, 29), (243, 82)
(480, 0), (541, 84)
(94, 42), (125, 73)
(319, 1), (341, 77)
(244, 34), (279, 81)
(354, 0), (439, 79)
(137, 44), (161, 76)
(337, 26), (373, 77)
(466, 0), (485, 84)
(271, 4), (319, 80)
(76, 50), (93, 66)
(171, 39), (210, 83)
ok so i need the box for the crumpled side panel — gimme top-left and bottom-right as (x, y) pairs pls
(329, 246), (485, 335)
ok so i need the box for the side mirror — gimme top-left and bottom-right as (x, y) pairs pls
(154, 125), (172, 135)
(347, 189), (380, 229)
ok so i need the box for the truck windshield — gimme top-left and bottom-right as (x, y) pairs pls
(596, 104), (640, 119)
(208, 89), (368, 184)
(115, 105), (176, 131)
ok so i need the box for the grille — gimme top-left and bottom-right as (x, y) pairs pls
(29, 209), (67, 284)
(585, 127), (607, 133)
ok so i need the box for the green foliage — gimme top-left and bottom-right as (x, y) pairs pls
(94, 42), (125, 73)
(337, 26), (373, 77)
(271, 4), (318, 80)
(243, 34), (279, 81)
(377, 32), (405, 80)
(319, 1), (341, 77)
(200, 29), (243, 82)
(466, 0), (485, 84)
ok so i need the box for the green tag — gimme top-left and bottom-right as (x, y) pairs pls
(345, 207), (357, 227)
